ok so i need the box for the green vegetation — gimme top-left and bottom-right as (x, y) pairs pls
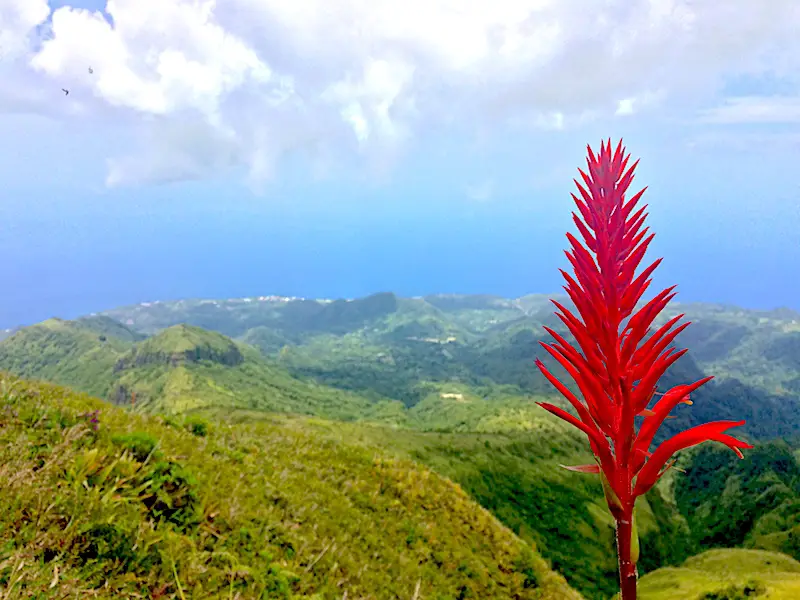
(4, 293), (800, 598)
(119, 324), (244, 367)
(0, 373), (581, 599)
(638, 549), (800, 599)
(0, 317), (133, 397)
(660, 302), (800, 397)
(674, 441), (800, 561)
(216, 407), (693, 600)
(0, 322), (374, 419)
(75, 315), (147, 343)
(99, 293), (800, 441)
(112, 326), (375, 419)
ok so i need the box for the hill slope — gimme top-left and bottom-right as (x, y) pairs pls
(638, 549), (800, 600)
(0, 373), (582, 599)
(214, 406), (693, 600)
(112, 325), (375, 419)
(3, 302), (800, 597)
(0, 317), (135, 397)
(0, 313), (693, 599)
(0, 320), (376, 420)
(672, 440), (800, 560)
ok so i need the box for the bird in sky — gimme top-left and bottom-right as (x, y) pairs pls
(61, 88), (69, 95)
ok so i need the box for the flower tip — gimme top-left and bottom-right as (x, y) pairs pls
(735, 448), (745, 459)
(560, 463), (601, 474)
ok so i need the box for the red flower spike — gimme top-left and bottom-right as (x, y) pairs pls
(536, 139), (752, 599)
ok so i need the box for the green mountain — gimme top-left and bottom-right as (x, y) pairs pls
(0, 372), (581, 599)
(111, 325), (373, 419)
(0, 319), (374, 420)
(673, 440), (800, 561)
(654, 303), (800, 394)
(76, 314), (148, 343)
(99, 292), (800, 440)
(0, 317), (135, 397)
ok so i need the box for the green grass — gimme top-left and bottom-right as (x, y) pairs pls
(215, 407), (692, 600)
(116, 354), (375, 419)
(638, 549), (800, 599)
(0, 373), (583, 599)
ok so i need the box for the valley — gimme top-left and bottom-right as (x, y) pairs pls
(1, 292), (799, 599)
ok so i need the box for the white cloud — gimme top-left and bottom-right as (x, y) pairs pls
(1, 0), (800, 186)
(698, 96), (800, 124)
(0, 0), (50, 59)
(686, 130), (800, 153)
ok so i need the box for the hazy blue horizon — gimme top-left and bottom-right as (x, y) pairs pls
(3, 181), (798, 329)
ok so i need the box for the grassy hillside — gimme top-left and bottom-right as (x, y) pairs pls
(216, 407), (692, 600)
(0, 320), (376, 420)
(109, 325), (376, 420)
(0, 373), (582, 599)
(0, 317), (134, 397)
(638, 549), (800, 599)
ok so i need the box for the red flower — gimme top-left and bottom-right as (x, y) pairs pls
(535, 139), (752, 598)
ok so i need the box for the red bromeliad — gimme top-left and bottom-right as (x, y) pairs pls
(535, 140), (752, 599)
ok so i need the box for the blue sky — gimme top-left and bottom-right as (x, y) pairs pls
(1, 1), (799, 327)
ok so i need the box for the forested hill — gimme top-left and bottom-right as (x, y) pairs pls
(96, 292), (800, 441)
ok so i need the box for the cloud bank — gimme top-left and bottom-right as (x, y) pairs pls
(2, 0), (799, 186)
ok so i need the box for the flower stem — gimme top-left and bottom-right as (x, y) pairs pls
(615, 511), (638, 600)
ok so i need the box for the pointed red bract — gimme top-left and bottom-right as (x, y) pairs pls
(560, 464), (601, 474)
(536, 138), (752, 517)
